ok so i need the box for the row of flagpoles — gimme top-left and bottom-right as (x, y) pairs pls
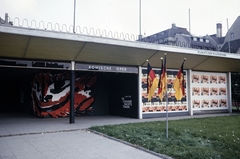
(147, 53), (186, 138)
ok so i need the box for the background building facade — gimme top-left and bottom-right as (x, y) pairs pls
(140, 16), (240, 54)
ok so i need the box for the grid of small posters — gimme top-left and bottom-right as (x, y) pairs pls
(191, 72), (227, 110)
(142, 68), (187, 113)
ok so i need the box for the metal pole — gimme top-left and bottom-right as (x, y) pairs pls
(227, 18), (230, 53)
(166, 80), (168, 138)
(189, 9), (191, 33)
(138, 66), (143, 119)
(164, 53), (168, 139)
(139, 0), (142, 39)
(73, 0), (76, 33)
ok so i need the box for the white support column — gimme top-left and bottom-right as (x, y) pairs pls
(187, 69), (193, 116)
(227, 72), (232, 113)
(138, 66), (142, 119)
(71, 61), (75, 70)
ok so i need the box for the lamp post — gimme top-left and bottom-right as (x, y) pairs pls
(139, 0), (142, 40)
(73, 0), (76, 33)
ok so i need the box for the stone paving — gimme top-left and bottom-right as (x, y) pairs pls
(0, 112), (236, 159)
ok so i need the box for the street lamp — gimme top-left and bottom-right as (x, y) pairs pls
(73, 0), (76, 33)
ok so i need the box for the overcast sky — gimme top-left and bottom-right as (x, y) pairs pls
(1, 0), (240, 37)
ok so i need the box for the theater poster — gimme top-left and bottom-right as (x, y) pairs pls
(141, 68), (187, 113)
(191, 71), (227, 110)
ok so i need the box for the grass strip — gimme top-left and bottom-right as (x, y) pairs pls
(90, 115), (240, 159)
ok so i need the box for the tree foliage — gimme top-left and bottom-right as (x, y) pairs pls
(231, 72), (240, 111)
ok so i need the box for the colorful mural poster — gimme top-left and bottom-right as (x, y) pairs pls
(31, 71), (97, 118)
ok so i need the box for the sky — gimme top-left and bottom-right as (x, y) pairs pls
(0, 0), (240, 37)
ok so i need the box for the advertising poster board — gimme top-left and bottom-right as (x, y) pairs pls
(142, 68), (187, 114)
(191, 71), (228, 110)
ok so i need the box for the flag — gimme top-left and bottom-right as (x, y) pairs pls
(158, 55), (167, 101)
(173, 60), (186, 101)
(147, 63), (158, 101)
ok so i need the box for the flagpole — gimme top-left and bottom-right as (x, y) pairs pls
(165, 54), (168, 139)
(166, 89), (168, 138)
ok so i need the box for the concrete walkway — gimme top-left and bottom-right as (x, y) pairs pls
(0, 112), (237, 159)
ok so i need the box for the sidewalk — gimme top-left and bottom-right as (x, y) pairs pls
(0, 112), (237, 159)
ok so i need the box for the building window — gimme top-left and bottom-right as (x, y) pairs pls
(231, 33), (234, 39)
(200, 38), (203, 42)
(206, 39), (209, 43)
(193, 37), (197, 41)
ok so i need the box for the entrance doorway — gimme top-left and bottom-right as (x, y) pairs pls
(0, 67), (42, 114)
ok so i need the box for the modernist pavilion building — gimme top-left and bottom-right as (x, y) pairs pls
(1, 19), (240, 122)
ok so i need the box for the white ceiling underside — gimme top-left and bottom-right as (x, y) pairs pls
(1, 25), (240, 72)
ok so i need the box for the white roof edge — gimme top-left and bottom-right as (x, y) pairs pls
(0, 25), (160, 51)
(159, 45), (240, 59)
(1, 25), (240, 60)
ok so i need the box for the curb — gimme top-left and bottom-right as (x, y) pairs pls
(0, 128), (83, 138)
(87, 128), (174, 159)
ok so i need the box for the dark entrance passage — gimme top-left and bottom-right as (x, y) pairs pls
(72, 72), (139, 118)
(75, 63), (139, 119)
(0, 78), (25, 113)
(0, 67), (41, 114)
(108, 73), (138, 118)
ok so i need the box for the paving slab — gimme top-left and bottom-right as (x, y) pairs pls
(0, 112), (237, 159)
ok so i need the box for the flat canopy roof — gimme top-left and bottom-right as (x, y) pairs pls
(1, 25), (240, 72)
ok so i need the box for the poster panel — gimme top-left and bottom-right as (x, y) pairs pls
(191, 71), (228, 110)
(142, 68), (187, 113)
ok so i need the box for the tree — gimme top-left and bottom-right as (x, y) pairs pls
(231, 73), (240, 111)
